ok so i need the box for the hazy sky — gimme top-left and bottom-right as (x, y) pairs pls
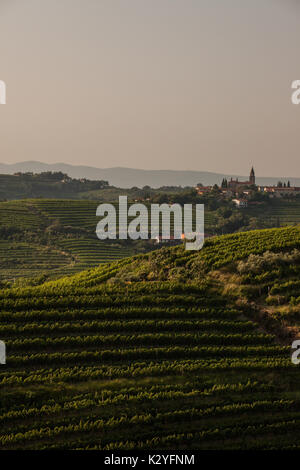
(0, 0), (300, 176)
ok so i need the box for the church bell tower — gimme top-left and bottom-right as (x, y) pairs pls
(250, 166), (255, 185)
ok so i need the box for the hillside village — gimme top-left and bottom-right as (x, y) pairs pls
(196, 167), (300, 208)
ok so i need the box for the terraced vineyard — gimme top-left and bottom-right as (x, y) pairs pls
(245, 199), (300, 227)
(0, 200), (137, 281)
(32, 198), (217, 233)
(2, 197), (300, 282)
(0, 241), (74, 280)
(56, 238), (134, 274)
(0, 201), (48, 230)
(32, 199), (100, 231)
(1, 226), (300, 450)
(0, 198), (219, 281)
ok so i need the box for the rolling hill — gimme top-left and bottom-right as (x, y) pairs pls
(2, 198), (300, 283)
(1, 226), (300, 450)
(1, 161), (300, 188)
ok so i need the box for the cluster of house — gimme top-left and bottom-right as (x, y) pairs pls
(195, 167), (300, 208)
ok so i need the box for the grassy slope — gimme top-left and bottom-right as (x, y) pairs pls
(1, 226), (300, 449)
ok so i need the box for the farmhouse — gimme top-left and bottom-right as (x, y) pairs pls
(195, 185), (213, 196)
(232, 198), (248, 208)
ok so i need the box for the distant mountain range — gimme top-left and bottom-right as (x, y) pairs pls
(0, 161), (298, 188)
